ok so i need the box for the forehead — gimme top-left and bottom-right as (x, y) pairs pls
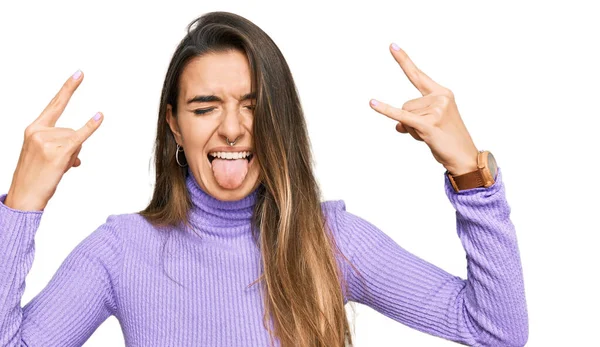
(179, 50), (252, 99)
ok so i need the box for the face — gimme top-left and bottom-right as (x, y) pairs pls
(166, 50), (261, 201)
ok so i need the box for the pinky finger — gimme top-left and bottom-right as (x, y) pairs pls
(73, 157), (81, 167)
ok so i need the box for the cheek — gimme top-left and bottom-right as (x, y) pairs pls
(183, 122), (214, 146)
(241, 113), (253, 129)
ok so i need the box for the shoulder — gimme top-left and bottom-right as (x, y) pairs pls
(82, 213), (168, 275)
(86, 212), (166, 251)
(108, 212), (150, 226)
(61, 213), (127, 276)
(320, 199), (347, 215)
(103, 212), (168, 245)
(320, 199), (356, 255)
(80, 213), (129, 253)
(320, 199), (374, 235)
(95, 212), (140, 236)
(320, 199), (347, 234)
(319, 199), (398, 261)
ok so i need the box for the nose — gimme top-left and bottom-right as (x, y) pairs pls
(217, 107), (245, 144)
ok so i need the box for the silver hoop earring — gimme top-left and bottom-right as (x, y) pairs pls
(176, 143), (188, 167)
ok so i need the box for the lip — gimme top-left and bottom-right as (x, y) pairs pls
(208, 146), (253, 153)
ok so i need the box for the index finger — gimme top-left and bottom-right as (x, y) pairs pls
(33, 69), (84, 127)
(389, 44), (443, 96)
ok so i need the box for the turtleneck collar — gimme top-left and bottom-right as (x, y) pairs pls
(184, 166), (259, 239)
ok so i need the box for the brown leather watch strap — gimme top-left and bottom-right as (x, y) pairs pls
(449, 170), (484, 191)
(446, 150), (497, 192)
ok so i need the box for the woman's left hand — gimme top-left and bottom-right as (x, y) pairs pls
(369, 43), (479, 176)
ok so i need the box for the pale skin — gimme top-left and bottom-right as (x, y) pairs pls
(4, 44), (477, 211)
(4, 70), (103, 212)
(370, 43), (479, 177)
(166, 50), (262, 202)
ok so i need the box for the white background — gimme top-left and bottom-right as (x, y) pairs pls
(1, 1), (598, 346)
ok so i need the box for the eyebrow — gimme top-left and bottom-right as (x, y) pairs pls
(186, 92), (256, 104)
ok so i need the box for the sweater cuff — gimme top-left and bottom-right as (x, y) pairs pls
(0, 193), (44, 237)
(443, 167), (508, 212)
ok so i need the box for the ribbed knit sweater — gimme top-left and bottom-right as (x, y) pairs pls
(0, 166), (528, 347)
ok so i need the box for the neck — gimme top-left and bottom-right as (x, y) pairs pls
(184, 166), (260, 239)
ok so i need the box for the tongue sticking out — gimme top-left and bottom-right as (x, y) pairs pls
(211, 158), (249, 189)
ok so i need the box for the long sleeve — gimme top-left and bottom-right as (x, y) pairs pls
(0, 193), (124, 347)
(329, 167), (528, 346)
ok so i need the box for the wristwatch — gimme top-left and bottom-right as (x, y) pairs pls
(446, 150), (498, 193)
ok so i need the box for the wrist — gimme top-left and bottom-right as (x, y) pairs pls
(445, 148), (479, 176)
(446, 160), (478, 176)
(4, 189), (46, 212)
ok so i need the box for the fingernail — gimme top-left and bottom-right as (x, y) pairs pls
(391, 43), (400, 51)
(93, 112), (102, 121)
(72, 69), (82, 80)
(370, 99), (379, 107)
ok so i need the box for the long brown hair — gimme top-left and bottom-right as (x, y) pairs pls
(138, 11), (359, 346)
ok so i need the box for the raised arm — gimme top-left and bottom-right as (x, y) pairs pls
(0, 69), (116, 345)
(0, 193), (124, 346)
(329, 167), (528, 346)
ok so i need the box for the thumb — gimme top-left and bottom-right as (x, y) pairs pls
(370, 99), (426, 134)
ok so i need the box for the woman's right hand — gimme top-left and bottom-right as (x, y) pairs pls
(4, 70), (104, 212)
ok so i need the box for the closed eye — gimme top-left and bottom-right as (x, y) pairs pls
(193, 105), (255, 115)
(193, 108), (214, 115)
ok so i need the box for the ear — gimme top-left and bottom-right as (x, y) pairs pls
(166, 104), (183, 145)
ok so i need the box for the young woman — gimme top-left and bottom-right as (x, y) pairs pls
(0, 11), (528, 347)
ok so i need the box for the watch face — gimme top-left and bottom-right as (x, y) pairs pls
(488, 152), (498, 180)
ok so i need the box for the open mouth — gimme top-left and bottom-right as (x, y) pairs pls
(207, 153), (254, 166)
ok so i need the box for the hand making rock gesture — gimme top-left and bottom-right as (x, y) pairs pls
(369, 43), (479, 177)
(4, 70), (104, 212)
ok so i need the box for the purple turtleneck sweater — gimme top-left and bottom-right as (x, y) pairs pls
(0, 166), (527, 346)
